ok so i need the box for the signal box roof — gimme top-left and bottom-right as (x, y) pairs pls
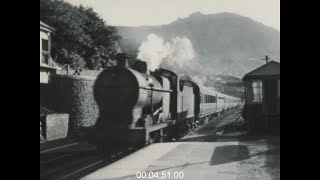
(243, 61), (280, 81)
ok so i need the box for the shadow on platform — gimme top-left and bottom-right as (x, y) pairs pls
(210, 145), (249, 166)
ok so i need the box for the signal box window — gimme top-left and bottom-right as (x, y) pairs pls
(252, 80), (263, 102)
(246, 80), (263, 103)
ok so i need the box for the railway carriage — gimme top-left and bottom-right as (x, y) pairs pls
(196, 85), (218, 123)
(216, 92), (226, 113)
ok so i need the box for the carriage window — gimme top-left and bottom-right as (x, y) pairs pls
(203, 95), (217, 103)
(211, 96), (217, 103)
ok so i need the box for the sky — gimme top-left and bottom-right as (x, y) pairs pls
(65, 0), (280, 31)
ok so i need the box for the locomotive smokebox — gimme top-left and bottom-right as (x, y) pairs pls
(94, 67), (163, 132)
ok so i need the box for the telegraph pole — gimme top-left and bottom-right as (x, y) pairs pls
(262, 55), (271, 64)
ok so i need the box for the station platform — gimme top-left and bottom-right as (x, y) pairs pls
(81, 136), (280, 180)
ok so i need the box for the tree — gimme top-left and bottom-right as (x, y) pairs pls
(40, 0), (121, 70)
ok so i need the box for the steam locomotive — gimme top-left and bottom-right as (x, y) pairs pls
(89, 61), (241, 149)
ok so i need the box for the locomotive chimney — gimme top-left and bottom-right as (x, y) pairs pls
(116, 53), (129, 67)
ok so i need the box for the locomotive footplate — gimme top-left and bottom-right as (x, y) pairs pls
(130, 120), (177, 144)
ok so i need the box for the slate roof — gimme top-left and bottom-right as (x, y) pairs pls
(243, 61), (280, 81)
(40, 21), (55, 32)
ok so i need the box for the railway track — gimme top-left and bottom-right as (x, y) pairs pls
(40, 108), (242, 180)
(40, 137), (82, 154)
(40, 142), (139, 180)
(41, 132), (182, 180)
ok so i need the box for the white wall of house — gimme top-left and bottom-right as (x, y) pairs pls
(40, 28), (51, 84)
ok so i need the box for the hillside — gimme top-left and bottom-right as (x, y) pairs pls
(117, 12), (280, 78)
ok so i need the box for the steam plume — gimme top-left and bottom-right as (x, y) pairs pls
(137, 34), (196, 71)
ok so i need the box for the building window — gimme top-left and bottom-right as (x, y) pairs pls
(41, 39), (49, 65)
(252, 80), (263, 103)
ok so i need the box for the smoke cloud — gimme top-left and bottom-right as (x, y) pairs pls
(137, 34), (196, 71)
(192, 75), (207, 86)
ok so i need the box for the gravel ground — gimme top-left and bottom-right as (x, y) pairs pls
(236, 136), (280, 180)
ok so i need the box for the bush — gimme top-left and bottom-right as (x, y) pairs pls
(55, 48), (86, 69)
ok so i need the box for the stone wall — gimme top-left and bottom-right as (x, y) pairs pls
(50, 75), (99, 135)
